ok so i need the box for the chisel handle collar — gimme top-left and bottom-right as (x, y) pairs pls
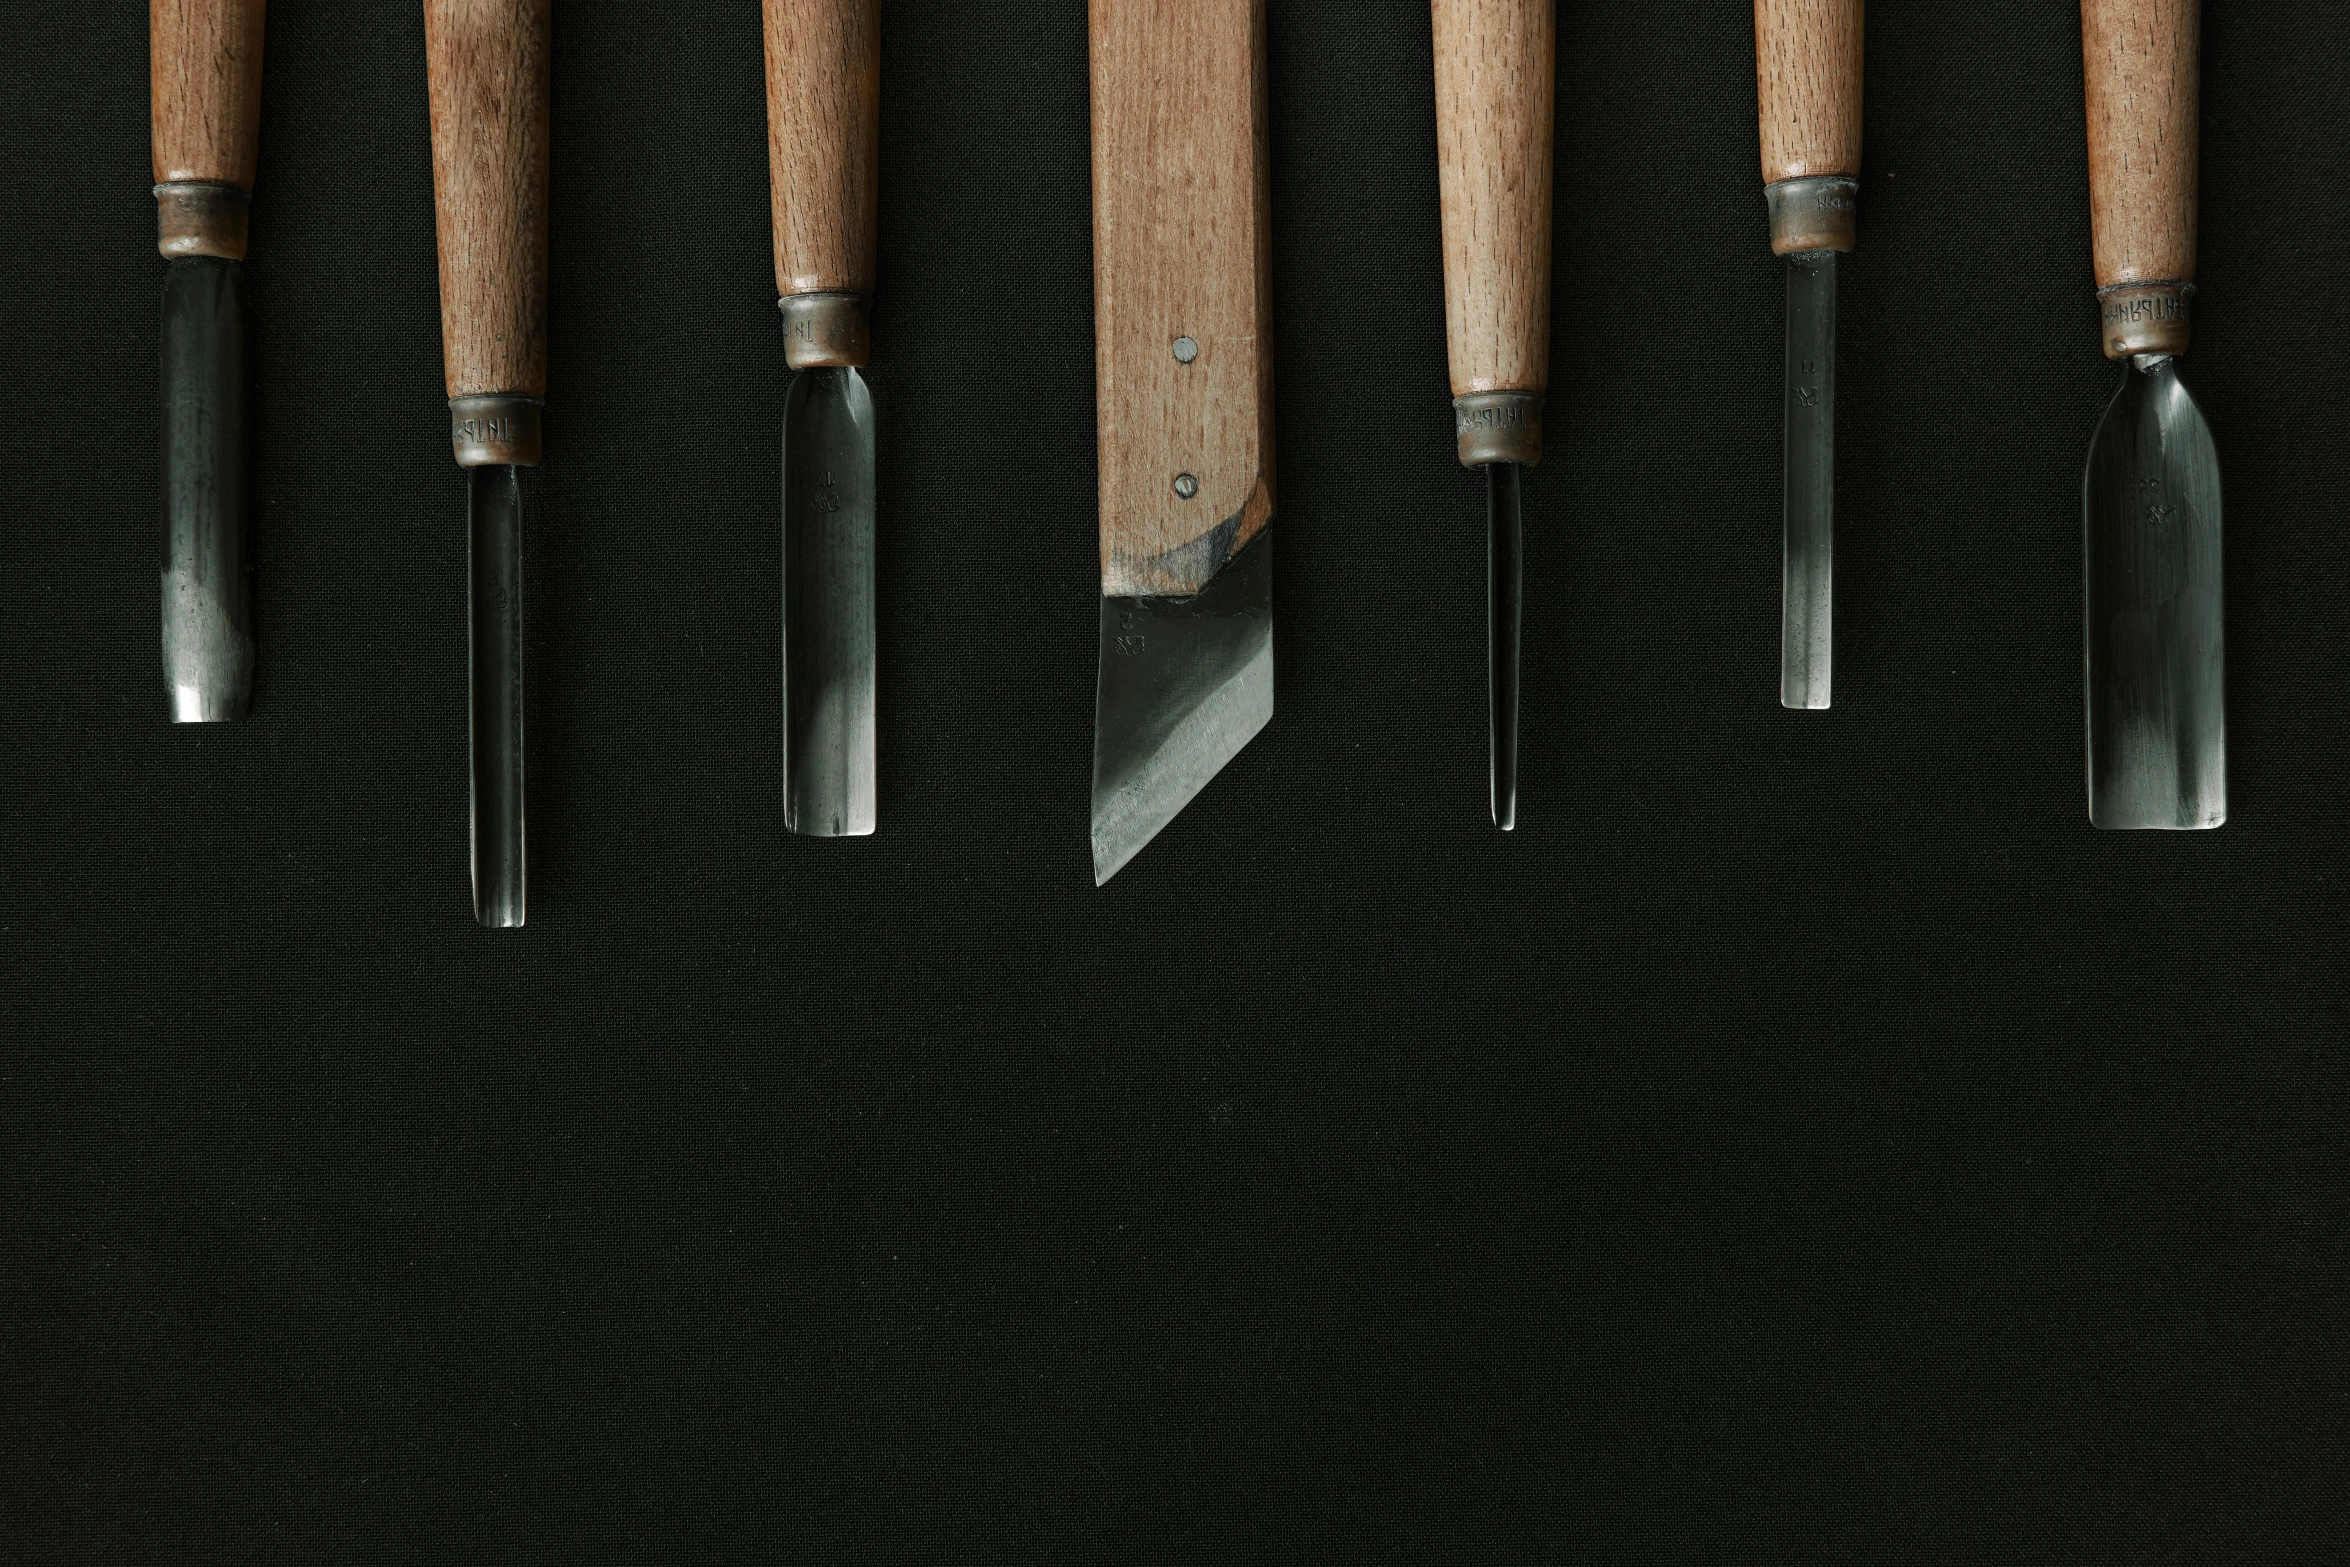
(767, 0), (880, 367)
(1753, 0), (1863, 253)
(151, 0), (267, 259)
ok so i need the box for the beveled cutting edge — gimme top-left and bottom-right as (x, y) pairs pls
(782, 365), (877, 836)
(1092, 532), (1273, 886)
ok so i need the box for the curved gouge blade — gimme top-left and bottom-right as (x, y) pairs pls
(2084, 356), (2223, 829)
(1091, 532), (1272, 886)
(1488, 462), (1522, 829)
(782, 367), (878, 837)
(160, 257), (253, 722)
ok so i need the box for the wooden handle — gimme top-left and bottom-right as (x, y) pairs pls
(150, 0), (266, 257)
(1432, 0), (1553, 465)
(2082, 0), (2198, 356)
(424, 0), (551, 420)
(1090, 0), (1273, 599)
(1754, 0), (1862, 254)
(764, 0), (879, 364)
(1753, 0), (1863, 186)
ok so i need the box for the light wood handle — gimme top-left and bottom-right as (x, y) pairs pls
(2082, 0), (2198, 355)
(1432, 0), (1553, 464)
(1090, 0), (1273, 599)
(425, 0), (551, 411)
(764, 0), (879, 307)
(1753, 0), (1863, 186)
(151, 0), (266, 257)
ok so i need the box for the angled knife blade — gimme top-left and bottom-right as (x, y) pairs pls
(2079, 0), (2222, 829)
(1753, 0), (1862, 710)
(767, 0), (881, 837)
(154, 0), (266, 723)
(1431, 0), (1554, 829)
(424, 0), (552, 926)
(1088, 0), (1275, 885)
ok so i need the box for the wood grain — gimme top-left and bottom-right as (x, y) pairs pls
(424, 0), (551, 402)
(2081, 0), (2198, 288)
(764, 0), (879, 302)
(1432, 0), (1553, 402)
(1753, 0), (1863, 185)
(151, 0), (266, 189)
(1090, 0), (1273, 599)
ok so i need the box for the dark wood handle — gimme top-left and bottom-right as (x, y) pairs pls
(1432, 0), (1553, 464)
(1753, 0), (1863, 186)
(2082, 0), (2198, 355)
(764, 0), (879, 307)
(424, 0), (551, 407)
(1090, 0), (1273, 598)
(151, 0), (266, 257)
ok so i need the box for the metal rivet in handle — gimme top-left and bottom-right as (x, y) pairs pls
(1172, 473), (1199, 499)
(1171, 336), (1198, 364)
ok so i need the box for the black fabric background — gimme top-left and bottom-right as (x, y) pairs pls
(4, 3), (2347, 1560)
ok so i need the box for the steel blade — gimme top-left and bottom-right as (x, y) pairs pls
(1488, 462), (1522, 829)
(160, 257), (253, 722)
(469, 464), (527, 926)
(1091, 530), (1272, 885)
(2083, 355), (2223, 829)
(782, 367), (878, 837)
(1781, 249), (1836, 710)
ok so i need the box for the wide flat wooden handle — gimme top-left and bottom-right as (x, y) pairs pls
(1090, 0), (1273, 599)
(151, 0), (266, 257)
(764, 0), (879, 303)
(2081, 0), (2198, 355)
(1753, 0), (1863, 186)
(1432, 0), (1553, 464)
(425, 0), (551, 406)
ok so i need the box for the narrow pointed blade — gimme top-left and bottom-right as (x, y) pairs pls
(1488, 463), (1522, 829)
(2084, 355), (2224, 828)
(1091, 531), (1272, 884)
(1781, 249), (1836, 709)
(782, 367), (878, 837)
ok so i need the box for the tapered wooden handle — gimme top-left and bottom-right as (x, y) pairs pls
(1090, 0), (1273, 599)
(424, 0), (551, 414)
(150, 0), (266, 258)
(2082, 0), (2198, 356)
(1432, 0), (1553, 465)
(764, 0), (879, 344)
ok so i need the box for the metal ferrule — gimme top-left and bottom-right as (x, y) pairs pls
(155, 182), (251, 260)
(2097, 282), (2193, 360)
(781, 292), (871, 369)
(1454, 392), (1543, 467)
(1764, 176), (1858, 255)
(450, 394), (543, 467)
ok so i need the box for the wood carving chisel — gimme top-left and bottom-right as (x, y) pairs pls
(766, 0), (879, 837)
(1431, 0), (1553, 829)
(423, 0), (551, 925)
(1088, 0), (1275, 885)
(2079, 0), (2221, 828)
(154, 0), (265, 722)
(1753, 0), (1862, 710)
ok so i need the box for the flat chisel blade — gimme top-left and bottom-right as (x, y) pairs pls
(1091, 532), (1272, 885)
(469, 464), (526, 927)
(2083, 355), (2223, 829)
(782, 366), (878, 837)
(160, 256), (253, 722)
(1781, 248), (1836, 710)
